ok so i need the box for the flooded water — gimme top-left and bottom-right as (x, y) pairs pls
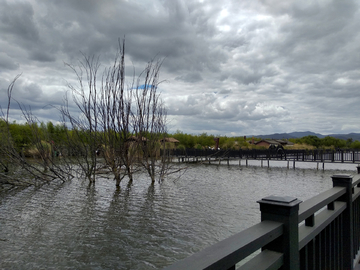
(0, 161), (357, 269)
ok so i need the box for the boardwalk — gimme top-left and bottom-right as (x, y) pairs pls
(171, 148), (360, 167)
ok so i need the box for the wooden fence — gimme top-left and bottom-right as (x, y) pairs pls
(163, 174), (360, 270)
(170, 148), (360, 164)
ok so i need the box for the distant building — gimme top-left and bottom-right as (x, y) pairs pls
(254, 139), (294, 148)
(160, 137), (180, 144)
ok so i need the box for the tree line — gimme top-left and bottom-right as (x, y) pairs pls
(170, 132), (360, 150)
(3, 123), (360, 162)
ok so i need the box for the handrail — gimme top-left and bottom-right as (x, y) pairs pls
(163, 174), (360, 270)
(298, 186), (345, 222)
(353, 175), (360, 187)
(298, 200), (346, 249)
(162, 220), (283, 270)
(172, 148), (360, 163)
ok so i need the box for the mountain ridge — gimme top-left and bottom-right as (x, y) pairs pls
(250, 131), (360, 141)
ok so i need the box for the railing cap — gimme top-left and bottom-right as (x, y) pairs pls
(332, 174), (353, 179)
(258, 195), (302, 207)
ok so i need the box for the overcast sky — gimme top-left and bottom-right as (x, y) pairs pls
(1, 0), (360, 136)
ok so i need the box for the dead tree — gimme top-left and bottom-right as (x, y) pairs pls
(0, 75), (73, 187)
(60, 55), (101, 184)
(61, 39), (177, 186)
(98, 39), (136, 186)
(133, 58), (169, 183)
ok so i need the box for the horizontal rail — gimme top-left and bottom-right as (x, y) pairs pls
(238, 250), (283, 270)
(353, 176), (360, 187)
(172, 149), (360, 164)
(353, 187), (360, 201)
(298, 186), (346, 223)
(163, 220), (283, 270)
(298, 201), (346, 249)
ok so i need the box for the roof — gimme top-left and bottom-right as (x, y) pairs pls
(160, 137), (180, 143)
(255, 139), (294, 146)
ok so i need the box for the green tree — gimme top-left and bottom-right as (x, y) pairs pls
(299, 135), (321, 148)
(321, 136), (345, 148)
(351, 140), (360, 149)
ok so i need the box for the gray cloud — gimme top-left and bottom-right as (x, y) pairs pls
(1, 0), (360, 136)
(0, 52), (19, 70)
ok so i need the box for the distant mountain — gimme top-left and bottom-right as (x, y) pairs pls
(249, 132), (360, 140)
(328, 133), (360, 141)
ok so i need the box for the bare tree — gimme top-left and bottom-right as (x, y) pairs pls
(60, 54), (101, 184)
(62, 39), (172, 185)
(133, 58), (169, 183)
(98, 39), (136, 186)
(0, 40), (179, 188)
(0, 75), (73, 187)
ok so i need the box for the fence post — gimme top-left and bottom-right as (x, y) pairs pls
(258, 195), (302, 270)
(332, 174), (354, 270)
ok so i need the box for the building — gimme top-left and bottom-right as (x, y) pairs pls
(255, 139), (294, 148)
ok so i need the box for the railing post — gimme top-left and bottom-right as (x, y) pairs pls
(258, 196), (302, 270)
(332, 174), (354, 270)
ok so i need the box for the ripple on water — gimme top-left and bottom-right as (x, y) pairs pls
(0, 163), (356, 269)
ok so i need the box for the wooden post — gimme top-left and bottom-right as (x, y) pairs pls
(332, 174), (354, 270)
(293, 160), (295, 169)
(267, 159), (270, 168)
(246, 159), (248, 167)
(258, 196), (302, 270)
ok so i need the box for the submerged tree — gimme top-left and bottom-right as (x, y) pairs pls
(133, 58), (167, 183)
(0, 39), (180, 188)
(60, 53), (102, 184)
(62, 39), (171, 186)
(0, 75), (74, 187)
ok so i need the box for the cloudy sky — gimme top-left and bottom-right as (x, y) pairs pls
(1, 0), (360, 136)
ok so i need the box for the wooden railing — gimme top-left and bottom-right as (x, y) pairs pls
(170, 148), (360, 163)
(162, 174), (360, 270)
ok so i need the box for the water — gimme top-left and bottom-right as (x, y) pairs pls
(0, 161), (357, 269)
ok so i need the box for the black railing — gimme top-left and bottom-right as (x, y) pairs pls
(170, 148), (360, 163)
(163, 174), (360, 270)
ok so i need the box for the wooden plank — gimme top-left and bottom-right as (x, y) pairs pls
(238, 250), (283, 270)
(353, 187), (360, 201)
(162, 221), (283, 270)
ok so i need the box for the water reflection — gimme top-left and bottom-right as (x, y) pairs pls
(0, 163), (357, 269)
